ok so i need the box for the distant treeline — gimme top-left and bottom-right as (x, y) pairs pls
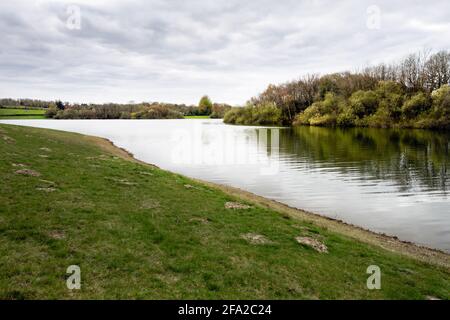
(0, 97), (232, 119)
(224, 50), (450, 129)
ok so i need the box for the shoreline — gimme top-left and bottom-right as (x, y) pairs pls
(84, 132), (450, 268)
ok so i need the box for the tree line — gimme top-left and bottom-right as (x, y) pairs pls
(224, 50), (450, 129)
(0, 96), (231, 119)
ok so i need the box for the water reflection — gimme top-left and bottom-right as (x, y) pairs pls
(278, 126), (449, 195)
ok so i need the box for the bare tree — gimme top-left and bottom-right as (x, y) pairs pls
(424, 51), (450, 91)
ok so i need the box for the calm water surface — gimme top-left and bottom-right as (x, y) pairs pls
(2, 119), (449, 252)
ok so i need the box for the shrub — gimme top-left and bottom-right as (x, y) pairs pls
(348, 90), (378, 117)
(431, 85), (450, 117)
(402, 92), (431, 119)
(309, 114), (336, 126)
(133, 106), (183, 119)
(223, 103), (282, 125)
(293, 103), (321, 125)
(44, 107), (58, 118)
(336, 109), (357, 127)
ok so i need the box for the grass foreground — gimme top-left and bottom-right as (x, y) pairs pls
(0, 123), (449, 299)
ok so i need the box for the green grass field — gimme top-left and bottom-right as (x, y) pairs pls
(184, 115), (211, 119)
(0, 108), (46, 119)
(0, 123), (448, 299)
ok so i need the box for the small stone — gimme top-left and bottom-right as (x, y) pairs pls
(12, 163), (26, 167)
(48, 231), (65, 240)
(15, 169), (41, 177)
(295, 236), (328, 253)
(2, 135), (15, 143)
(36, 187), (57, 193)
(241, 233), (271, 245)
(225, 202), (252, 210)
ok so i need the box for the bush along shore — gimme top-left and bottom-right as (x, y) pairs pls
(224, 50), (450, 129)
(0, 123), (449, 299)
(0, 96), (231, 120)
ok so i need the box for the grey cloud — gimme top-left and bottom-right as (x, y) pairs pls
(0, 0), (449, 104)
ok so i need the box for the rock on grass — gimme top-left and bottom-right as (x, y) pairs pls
(295, 236), (328, 253)
(241, 233), (272, 245)
(15, 169), (41, 177)
(225, 202), (252, 210)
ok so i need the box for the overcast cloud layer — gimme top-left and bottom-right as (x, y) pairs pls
(1, 0), (449, 104)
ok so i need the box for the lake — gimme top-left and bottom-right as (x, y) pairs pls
(2, 119), (449, 252)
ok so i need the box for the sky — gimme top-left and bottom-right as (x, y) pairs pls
(0, 0), (449, 105)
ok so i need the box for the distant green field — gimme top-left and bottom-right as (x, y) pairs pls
(184, 115), (211, 119)
(0, 108), (46, 119)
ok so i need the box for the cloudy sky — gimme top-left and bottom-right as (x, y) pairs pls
(1, 0), (449, 105)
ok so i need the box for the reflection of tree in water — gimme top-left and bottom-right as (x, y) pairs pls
(274, 126), (449, 193)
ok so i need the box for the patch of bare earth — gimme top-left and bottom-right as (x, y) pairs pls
(12, 163), (27, 168)
(241, 233), (272, 245)
(139, 171), (153, 176)
(2, 135), (15, 143)
(15, 169), (41, 177)
(141, 199), (161, 210)
(36, 180), (57, 192)
(225, 202), (252, 210)
(48, 231), (65, 240)
(36, 187), (57, 193)
(189, 217), (210, 224)
(106, 177), (138, 186)
(295, 236), (328, 253)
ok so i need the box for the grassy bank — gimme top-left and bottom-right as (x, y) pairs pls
(0, 108), (46, 120)
(184, 115), (211, 119)
(0, 123), (449, 299)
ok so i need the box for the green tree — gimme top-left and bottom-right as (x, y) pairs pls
(402, 92), (431, 119)
(56, 100), (65, 111)
(198, 95), (213, 115)
(348, 90), (378, 117)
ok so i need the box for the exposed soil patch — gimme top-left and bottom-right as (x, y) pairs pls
(48, 231), (65, 240)
(139, 171), (153, 176)
(225, 202), (252, 210)
(141, 199), (161, 209)
(12, 163), (27, 168)
(36, 187), (57, 193)
(15, 169), (41, 177)
(106, 177), (138, 186)
(2, 135), (15, 143)
(295, 236), (328, 253)
(189, 217), (210, 224)
(241, 233), (272, 245)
